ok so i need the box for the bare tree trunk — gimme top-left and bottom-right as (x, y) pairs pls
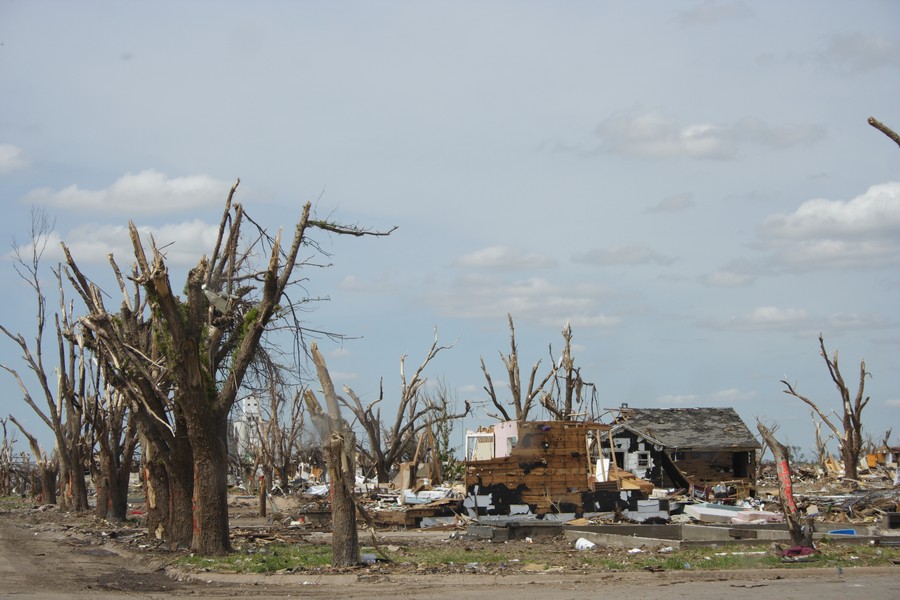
(188, 407), (231, 554)
(305, 343), (359, 567)
(757, 422), (813, 548)
(93, 467), (110, 520)
(327, 430), (358, 566)
(8, 417), (58, 504)
(142, 442), (169, 541)
(40, 461), (58, 504)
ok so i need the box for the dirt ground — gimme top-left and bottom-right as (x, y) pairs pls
(1, 501), (897, 600)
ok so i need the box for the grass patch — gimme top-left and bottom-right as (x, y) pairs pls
(579, 542), (899, 572)
(0, 496), (34, 510)
(176, 543), (333, 573)
(172, 539), (900, 575)
(576, 546), (782, 572)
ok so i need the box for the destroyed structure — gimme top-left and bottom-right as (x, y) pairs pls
(464, 420), (652, 517)
(607, 407), (760, 497)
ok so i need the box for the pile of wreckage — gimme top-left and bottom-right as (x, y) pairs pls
(278, 408), (898, 547)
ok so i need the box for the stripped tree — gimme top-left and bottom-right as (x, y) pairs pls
(482, 313), (556, 423)
(250, 357), (309, 493)
(543, 321), (596, 421)
(781, 334), (870, 482)
(64, 180), (392, 554)
(64, 245), (194, 545)
(756, 421), (813, 548)
(341, 329), (468, 484)
(1, 209), (92, 511)
(304, 342), (359, 566)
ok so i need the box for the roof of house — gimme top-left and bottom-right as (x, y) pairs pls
(613, 407), (760, 450)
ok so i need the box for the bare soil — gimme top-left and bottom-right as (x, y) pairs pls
(1, 500), (897, 600)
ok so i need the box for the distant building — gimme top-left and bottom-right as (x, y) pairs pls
(230, 396), (261, 460)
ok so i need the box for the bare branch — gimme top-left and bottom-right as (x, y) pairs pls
(868, 116), (900, 149)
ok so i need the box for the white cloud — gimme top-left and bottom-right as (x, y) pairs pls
(337, 273), (400, 293)
(709, 388), (756, 403)
(818, 32), (900, 74)
(656, 393), (699, 405)
(700, 269), (755, 287)
(671, 1), (753, 25)
(759, 182), (900, 269)
(725, 306), (810, 331)
(700, 259), (758, 287)
(708, 306), (891, 333)
(43, 219), (220, 266)
(22, 169), (232, 215)
(645, 192), (695, 214)
(573, 244), (675, 267)
(430, 274), (620, 329)
(329, 371), (359, 383)
(884, 399), (900, 407)
(586, 108), (824, 160)
(656, 388), (754, 406)
(0, 144), (29, 174)
(820, 312), (892, 331)
(455, 246), (556, 269)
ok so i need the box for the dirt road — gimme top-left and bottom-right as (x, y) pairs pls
(1, 510), (897, 600)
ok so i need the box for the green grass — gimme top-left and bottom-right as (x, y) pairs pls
(177, 543), (334, 573)
(577, 547), (784, 571)
(172, 540), (899, 574)
(578, 542), (898, 572)
(0, 496), (35, 510)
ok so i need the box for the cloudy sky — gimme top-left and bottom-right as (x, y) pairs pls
(1, 1), (898, 457)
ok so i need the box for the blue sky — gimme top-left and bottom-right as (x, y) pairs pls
(1, 1), (898, 458)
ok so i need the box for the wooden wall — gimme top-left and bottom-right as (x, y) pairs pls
(465, 421), (606, 513)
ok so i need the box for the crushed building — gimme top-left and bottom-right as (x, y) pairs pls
(464, 420), (652, 517)
(607, 407), (760, 497)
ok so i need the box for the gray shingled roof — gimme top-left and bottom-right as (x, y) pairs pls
(615, 407), (760, 450)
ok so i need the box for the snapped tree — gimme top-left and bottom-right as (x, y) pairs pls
(1, 210), (93, 511)
(481, 314), (556, 423)
(341, 329), (468, 484)
(64, 180), (393, 554)
(781, 334), (870, 482)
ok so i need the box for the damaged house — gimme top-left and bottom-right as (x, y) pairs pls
(464, 420), (652, 517)
(606, 407), (760, 496)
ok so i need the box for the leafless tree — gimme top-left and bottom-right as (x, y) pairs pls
(8, 416), (57, 503)
(64, 180), (393, 555)
(543, 321), (596, 421)
(754, 419), (779, 481)
(64, 247), (194, 546)
(781, 334), (870, 482)
(1, 210), (91, 511)
(250, 359), (309, 493)
(304, 343), (359, 566)
(0, 419), (12, 497)
(482, 314), (556, 423)
(83, 371), (138, 522)
(341, 329), (468, 484)
(422, 378), (465, 483)
(809, 410), (836, 472)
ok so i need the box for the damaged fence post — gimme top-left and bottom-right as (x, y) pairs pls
(258, 474), (266, 518)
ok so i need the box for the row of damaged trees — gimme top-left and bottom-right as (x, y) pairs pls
(3, 112), (893, 560)
(2, 182), (396, 556)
